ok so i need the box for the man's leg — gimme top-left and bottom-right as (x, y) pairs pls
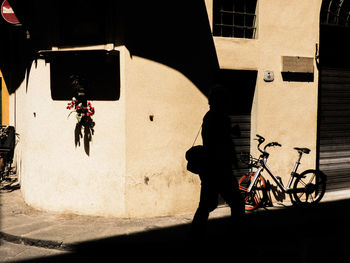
(220, 174), (245, 221)
(191, 180), (219, 238)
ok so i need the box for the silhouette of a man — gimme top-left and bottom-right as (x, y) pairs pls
(191, 84), (245, 237)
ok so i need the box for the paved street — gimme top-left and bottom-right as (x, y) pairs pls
(1, 186), (350, 262)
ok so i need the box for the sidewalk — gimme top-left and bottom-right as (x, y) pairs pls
(2, 184), (350, 262)
(0, 186), (231, 251)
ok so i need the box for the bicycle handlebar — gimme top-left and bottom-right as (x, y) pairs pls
(264, 142), (282, 155)
(255, 134), (265, 154)
(256, 134), (265, 143)
(255, 134), (282, 155)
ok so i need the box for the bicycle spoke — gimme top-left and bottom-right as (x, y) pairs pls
(299, 173), (315, 187)
(305, 192), (314, 203)
(299, 179), (307, 187)
(309, 193), (315, 202)
(307, 173), (316, 184)
(293, 170), (326, 205)
(297, 192), (305, 201)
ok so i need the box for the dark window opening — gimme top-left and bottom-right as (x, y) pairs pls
(46, 50), (120, 101)
(213, 0), (258, 39)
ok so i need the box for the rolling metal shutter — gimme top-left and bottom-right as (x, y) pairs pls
(318, 68), (350, 191)
(230, 114), (251, 176)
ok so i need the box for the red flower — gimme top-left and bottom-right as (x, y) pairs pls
(67, 98), (95, 123)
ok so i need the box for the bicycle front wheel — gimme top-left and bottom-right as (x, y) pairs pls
(292, 169), (326, 205)
(238, 172), (267, 211)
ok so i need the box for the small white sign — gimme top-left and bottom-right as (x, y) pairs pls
(263, 70), (274, 82)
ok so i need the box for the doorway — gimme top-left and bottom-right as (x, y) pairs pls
(318, 0), (350, 191)
(217, 69), (257, 177)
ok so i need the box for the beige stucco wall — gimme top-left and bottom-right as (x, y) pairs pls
(14, 55), (127, 217)
(254, 0), (322, 183)
(206, 0), (322, 195)
(13, 45), (206, 218)
(124, 49), (207, 217)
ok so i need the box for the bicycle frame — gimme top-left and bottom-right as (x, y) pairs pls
(247, 152), (303, 194)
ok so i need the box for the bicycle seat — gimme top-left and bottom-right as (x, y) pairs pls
(294, 147), (310, 154)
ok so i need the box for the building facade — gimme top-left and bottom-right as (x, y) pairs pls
(1, 0), (349, 217)
(0, 71), (10, 125)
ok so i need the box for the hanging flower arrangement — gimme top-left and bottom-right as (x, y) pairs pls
(66, 97), (95, 123)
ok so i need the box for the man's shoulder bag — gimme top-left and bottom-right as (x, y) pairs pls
(185, 145), (206, 174)
(185, 126), (207, 174)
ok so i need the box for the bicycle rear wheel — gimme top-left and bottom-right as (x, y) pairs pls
(292, 169), (326, 205)
(238, 172), (267, 211)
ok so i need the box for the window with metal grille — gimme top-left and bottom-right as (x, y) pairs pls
(320, 0), (350, 27)
(213, 0), (257, 39)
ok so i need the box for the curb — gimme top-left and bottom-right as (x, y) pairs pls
(0, 231), (73, 251)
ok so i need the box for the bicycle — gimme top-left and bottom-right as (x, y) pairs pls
(238, 134), (327, 211)
(0, 125), (17, 184)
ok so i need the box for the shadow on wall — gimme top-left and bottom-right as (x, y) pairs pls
(0, 21), (34, 93)
(74, 117), (95, 156)
(2, 0), (219, 156)
(123, 0), (219, 95)
(4, 0), (219, 97)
